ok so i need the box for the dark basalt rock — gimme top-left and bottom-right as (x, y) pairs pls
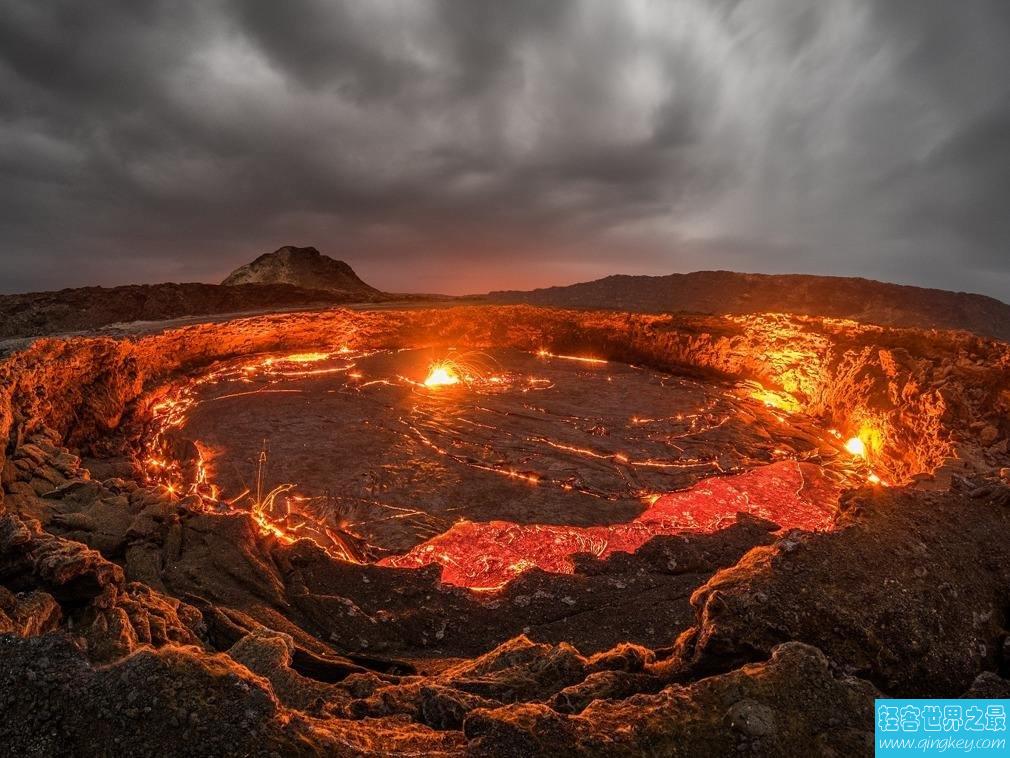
(487, 269), (1010, 342)
(1, 305), (1009, 755)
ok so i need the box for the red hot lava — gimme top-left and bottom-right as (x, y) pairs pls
(380, 460), (842, 591)
(141, 344), (866, 592)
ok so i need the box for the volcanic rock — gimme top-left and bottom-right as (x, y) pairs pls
(0, 282), (385, 343)
(487, 270), (1010, 341)
(2, 304), (1010, 755)
(463, 642), (877, 757)
(675, 484), (1010, 694)
(0, 633), (463, 757)
(221, 245), (380, 295)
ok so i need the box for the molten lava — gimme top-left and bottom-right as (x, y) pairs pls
(424, 362), (461, 387)
(141, 349), (369, 563)
(380, 461), (842, 590)
(844, 436), (867, 458)
(140, 343), (879, 591)
(536, 348), (608, 365)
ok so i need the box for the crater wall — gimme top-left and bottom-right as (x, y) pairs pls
(2, 305), (1010, 755)
(3, 306), (1008, 486)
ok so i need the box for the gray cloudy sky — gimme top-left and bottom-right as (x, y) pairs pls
(1, 1), (1009, 297)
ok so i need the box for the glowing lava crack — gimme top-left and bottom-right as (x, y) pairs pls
(138, 341), (869, 590)
(380, 460), (841, 590)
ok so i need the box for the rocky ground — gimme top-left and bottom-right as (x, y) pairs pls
(1, 305), (1009, 756)
(486, 270), (1010, 342)
(0, 282), (390, 343)
(0, 245), (418, 344)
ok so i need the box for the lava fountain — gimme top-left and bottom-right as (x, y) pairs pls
(423, 361), (461, 387)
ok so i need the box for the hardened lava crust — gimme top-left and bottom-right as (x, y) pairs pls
(2, 305), (1010, 756)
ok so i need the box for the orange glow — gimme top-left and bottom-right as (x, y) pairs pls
(279, 352), (330, 363)
(424, 362), (461, 387)
(141, 340), (893, 595)
(420, 352), (498, 388)
(747, 385), (801, 414)
(535, 349), (607, 365)
(845, 436), (867, 457)
(867, 472), (887, 486)
(381, 461), (843, 591)
(140, 348), (366, 563)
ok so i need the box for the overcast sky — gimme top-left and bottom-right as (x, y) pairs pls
(1, 1), (1009, 297)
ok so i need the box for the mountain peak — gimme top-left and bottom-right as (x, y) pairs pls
(222, 246), (379, 294)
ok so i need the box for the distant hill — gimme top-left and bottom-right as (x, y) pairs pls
(0, 246), (402, 343)
(0, 282), (383, 342)
(222, 246), (380, 295)
(485, 271), (1010, 342)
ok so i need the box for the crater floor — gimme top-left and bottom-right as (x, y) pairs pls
(146, 346), (854, 583)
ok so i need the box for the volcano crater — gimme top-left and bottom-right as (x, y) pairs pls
(3, 305), (1010, 755)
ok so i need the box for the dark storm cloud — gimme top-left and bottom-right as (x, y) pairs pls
(1, 1), (1009, 297)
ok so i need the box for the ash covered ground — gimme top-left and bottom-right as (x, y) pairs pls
(1, 305), (1010, 756)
